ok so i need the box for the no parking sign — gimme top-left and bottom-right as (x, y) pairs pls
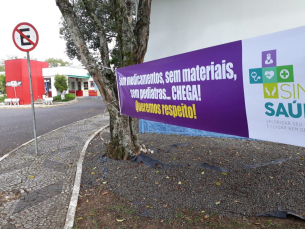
(12, 22), (39, 52)
(12, 22), (39, 155)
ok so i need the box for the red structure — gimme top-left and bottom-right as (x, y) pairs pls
(5, 59), (48, 105)
(88, 90), (98, 96)
(76, 90), (83, 96)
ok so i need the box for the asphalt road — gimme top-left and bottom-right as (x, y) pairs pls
(0, 98), (106, 156)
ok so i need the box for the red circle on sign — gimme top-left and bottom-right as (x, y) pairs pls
(12, 22), (39, 52)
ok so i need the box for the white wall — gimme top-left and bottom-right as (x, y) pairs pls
(42, 66), (89, 78)
(49, 77), (57, 96)
(145, 0), (305, 62)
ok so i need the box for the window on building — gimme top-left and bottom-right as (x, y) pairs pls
(90, 81), (94, 88)
(71, 82), (75, 90)
(84, 82), (88, 90)
(78, 81), (81, 90)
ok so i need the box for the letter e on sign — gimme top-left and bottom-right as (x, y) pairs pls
(12, 22), (39, 52)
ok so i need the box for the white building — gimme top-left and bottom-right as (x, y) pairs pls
(42, 66), (100, 97)
(145, 0), (305, 62)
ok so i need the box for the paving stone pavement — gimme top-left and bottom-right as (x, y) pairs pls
(0, 114), (109, 229)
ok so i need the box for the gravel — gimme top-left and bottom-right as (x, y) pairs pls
(81, 129), (305, 220)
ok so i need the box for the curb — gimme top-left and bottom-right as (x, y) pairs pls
(0, 134), (45, 162)
(0, 119), (76, 162)
(0, 112), (107, 162)
(0, 99), (78, 109)
(0, 138), (35, 162)
(64, 124), (110, 229)
(0, 113), (110, 228)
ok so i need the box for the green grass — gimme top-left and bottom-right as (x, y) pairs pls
(89, 209), (98, 216)
(109, 204), (124, 211)
(176, 213), (183, 219)
(125, 207), (136, 215)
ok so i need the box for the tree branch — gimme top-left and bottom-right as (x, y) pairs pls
(134, 0), (152, 63)
(114, 0), (138, 66)
(56, 0), (115, 104)
(82, 0), (111, 69)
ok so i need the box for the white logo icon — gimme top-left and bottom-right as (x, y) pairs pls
(265, 87), (276, 97)
(251, 72), (261, 81)
(265, 53), (274, 65)
(280, 69), (289, 79)
(265, 71), (274, 80)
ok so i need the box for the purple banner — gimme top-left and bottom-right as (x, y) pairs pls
(116, 41), (249, 137)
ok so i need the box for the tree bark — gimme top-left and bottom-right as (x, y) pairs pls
(56, 0), (151, 159)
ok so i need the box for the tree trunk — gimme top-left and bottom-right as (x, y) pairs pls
(106, 104), (140, 160)
(61, 90), (65, 100)
(56, 0), (151, 160)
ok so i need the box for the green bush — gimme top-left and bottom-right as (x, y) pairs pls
(65, 93), (76, 101)
(54, 74), (68, 93)
(53, 95), (62, 102)
(53, 93), (75, 102)
(0, 74), (6, 94)
(0, 95), (7, 103)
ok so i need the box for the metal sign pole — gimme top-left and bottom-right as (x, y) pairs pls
(27, 52), (38, 155)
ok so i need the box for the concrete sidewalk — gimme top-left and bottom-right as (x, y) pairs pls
(0, 114), (109, 229)
(0, 99), (78, 109)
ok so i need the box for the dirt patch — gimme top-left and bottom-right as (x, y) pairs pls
(74, 130), (305, 228)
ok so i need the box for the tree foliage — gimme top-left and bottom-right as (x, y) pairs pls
(0, 74), (6, 94)
(45, 58), (71, 67)
(0, 56), (40, 74)
(0, 59), (5, 72)
(54, 74), (68, 93)
(56, 0), (152, 160)
(5, 55), (37, 60)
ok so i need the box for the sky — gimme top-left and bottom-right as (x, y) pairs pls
(0, 0), (80, 65)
